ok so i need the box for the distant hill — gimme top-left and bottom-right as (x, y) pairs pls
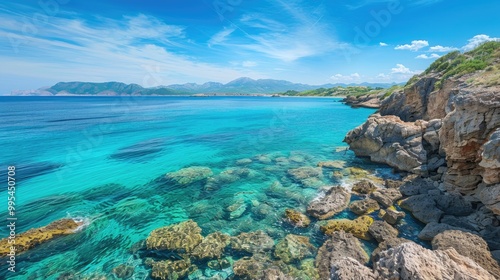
(10, 78), (398, 96)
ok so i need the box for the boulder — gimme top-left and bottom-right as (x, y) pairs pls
(274, 234), (316, 264)
(382, 209), (406, 225)
(385, 179), (403, 189)
(418, 222), (472, 241)
(351, 180), (377, 194)
(477, 183), (500, 215)
(320, 215), (374, 240)
(112, 264), (134, 279)
(371, 237), (412, 263)
(283, 209), (310, 228)
(432, 230), (500, 279)
(317, 160), (345, 169)
(146, 220), (203, 253)
(0, 218), (83, 257)
(400, 194), (443, 223)
(306, 186), (350, 220)
(374, 242), (496, 280)
(315, 231), (369, 280)
(287, 166), (324, 188)
(349, 198), (380, 215)
(399, 177), (436, 196)
(368, 221), (398, 243)
(371, 188), (403, 208)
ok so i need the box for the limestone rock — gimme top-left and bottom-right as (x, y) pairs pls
(385, 179), (403, 189)
(477, 183), (500, 215)
(371, 237), (412, 263)
(306, 186), (350, 220)
(432, 230), (500, 279)
(283, 209), (310, 228)
(371, 188), (403, 208)
(351, 180), (377, 194)
(374, 242), (496, 280)
(0, 218), (83, 257)
(230, 231), (274, 254)
(349, 198), (380, 215)
(320, 215), (374, 240)
(274, 234), (316, 264)
(383, 208), (406, 225)
(330, 257), (377, 280)
(146, 220), (203, 253)
(418, 222), (472, 241)
(368, 221), (398, 243)
(399, 177), (436, 196)
(400, 194), (443, 223)
(315, 231), (369, 280)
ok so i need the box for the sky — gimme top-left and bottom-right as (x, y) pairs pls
(0, 0), (499, 93)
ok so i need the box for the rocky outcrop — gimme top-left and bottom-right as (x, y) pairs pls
(432, 230), (500, 279)
(283, 209), (311, 228)
(0, 218), (83, 257)
(315, 231), (369, 280)
(274, 234), (316, 264)
(342, 95), (381, 109)
(306, 186), (350, 220)
(351, 180), (377, 194)
(330, 257), (378, 280)
(375, 242), (496, 279)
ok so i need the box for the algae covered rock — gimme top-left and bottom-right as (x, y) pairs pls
(284, 209), (310, 228)
(320, 215), (374, 240)
(165, 166), (213, 185)
(146, 220), (203, 253)
(315, 231), (369, 280)
(151, 259), (197, 280)
(190, 232), (230, 260)
(274, 234), (316, 264)
(307, 186), (351, 220)
(0, 218), (83, 257)
(230, 230), (274, 254)
(287, 166), (324, 188)
(112, 264), (134, 279)
(349, 198), (380, 215)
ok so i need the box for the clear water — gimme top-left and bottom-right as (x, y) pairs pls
(0, 96), (423, 279)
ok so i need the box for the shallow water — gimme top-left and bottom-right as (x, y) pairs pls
(0, 96), (424, 279)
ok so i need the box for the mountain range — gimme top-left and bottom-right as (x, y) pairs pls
(10, 77), (398, 96)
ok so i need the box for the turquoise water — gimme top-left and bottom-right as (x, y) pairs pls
(0, 96), (415, 279)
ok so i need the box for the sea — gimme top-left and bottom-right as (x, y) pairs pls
(0, 96), (425, 279)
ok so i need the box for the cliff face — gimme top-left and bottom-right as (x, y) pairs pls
(345, 42), (500, 214)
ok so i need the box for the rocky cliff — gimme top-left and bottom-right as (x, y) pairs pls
(345, 41), (500, 215)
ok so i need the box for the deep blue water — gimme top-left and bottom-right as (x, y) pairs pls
(0, 96), (420, 279)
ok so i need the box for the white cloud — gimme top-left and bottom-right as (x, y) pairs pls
(242, 61), (258, 67)
(330, 73), (362, 82)
(380, 42), (388, 47)
(416, 53), (441, 59)
(462, 34), (500, 51)
(391, 64), (412, 74)
(429, 45), (458, 52)
(395, 40), (429, 51)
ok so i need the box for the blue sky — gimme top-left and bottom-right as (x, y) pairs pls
(0, 0), (499, 93)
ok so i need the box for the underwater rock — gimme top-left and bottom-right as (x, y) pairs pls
(317, 160), (346, 169)
(255, 154), (272, 164)
(315, 231), (369, 280)
(349, 198), (380, 215)
(230, 230), (274, 254)
(263, 268), (294, 280)
(236, 158), (253, 165)
(165, 166), (213, 185)
(226, 200), (248, 220)
(112, 264), (134, 279)
(374, 242), (496, 280)
(265, 181), (308, 205)
(368, 221), (399, 243)
(275, 157), (290, 166)
(191, 232), (230, 260)
(274, 234), (316, 264)
(151, 259), (197, 280)
(288, 258), (320, 280)
(0, 218), (83, 257)
(306, 186), (351, 220)
(251, 203), (274, 220)
(432, 230), (500, 279)
(289, 155), (306, 163)
(382, 208), (406, 225)
(320, 215), (374, 240)
(207, 257), (232, 270)
(370, 188), (403, 208)
(351, 180), (378, 194)
(146, 220), (203, 254)
(345, 167), (370, 180)
(287, 166), (324, 188)
(233, 255), (269, 280)
(283, 209), (311, 228)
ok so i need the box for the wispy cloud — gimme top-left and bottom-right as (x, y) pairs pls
(346, 0), (443, 9)
(395, 40), (429, 51)
(330, 73), (361, 82)
(208, 26), (236, 47)
(380, 42), (389, 47)
(416, 53), (441, 59)
(462, 34), (500, 51)
(429, 45), (458, 52)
